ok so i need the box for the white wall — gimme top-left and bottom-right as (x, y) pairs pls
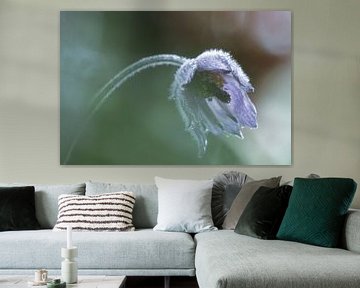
(0, 0), (359, 208)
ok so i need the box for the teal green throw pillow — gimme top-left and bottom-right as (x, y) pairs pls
(277, 177), (357, 247)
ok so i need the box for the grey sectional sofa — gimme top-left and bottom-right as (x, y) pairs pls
(0, 181), (360, 288)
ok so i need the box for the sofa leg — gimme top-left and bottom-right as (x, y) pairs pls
(164, 276), (170, 288)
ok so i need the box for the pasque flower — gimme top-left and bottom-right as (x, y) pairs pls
(64, 49), (257, 163)
(170, 49), (257, 156)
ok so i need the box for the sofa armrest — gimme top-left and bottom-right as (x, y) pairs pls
(342, 209), (360, 253)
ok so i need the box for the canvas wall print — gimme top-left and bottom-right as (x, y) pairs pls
(60, 11), (291, 165)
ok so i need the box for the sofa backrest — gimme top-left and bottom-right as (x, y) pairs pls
(86, 181), (158, 229)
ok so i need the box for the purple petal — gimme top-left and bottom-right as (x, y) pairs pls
(205, 97), (243, 138)
(222, 73), (258, 128)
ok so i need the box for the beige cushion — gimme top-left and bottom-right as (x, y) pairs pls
(222, 176), (281, 229)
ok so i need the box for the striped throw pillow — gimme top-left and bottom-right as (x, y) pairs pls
(53, 192), (136, 231)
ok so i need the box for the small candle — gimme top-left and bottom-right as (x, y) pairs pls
(67, 225), (72, 249)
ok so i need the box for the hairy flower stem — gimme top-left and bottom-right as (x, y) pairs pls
(63, 54), (187, 164)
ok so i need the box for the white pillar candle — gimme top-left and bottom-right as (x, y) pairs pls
(67, 225), (72, 249)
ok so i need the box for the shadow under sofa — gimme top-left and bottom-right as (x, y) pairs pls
(0, 181), (359, 288)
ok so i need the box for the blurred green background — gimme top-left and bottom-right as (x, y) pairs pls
(60, 11), (291, 165)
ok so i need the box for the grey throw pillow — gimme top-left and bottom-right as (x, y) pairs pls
(222, 176), (281, 230)
(212, 171), (252, 228)
(283, 173), (320, 186)
(153, 177), (217, 233)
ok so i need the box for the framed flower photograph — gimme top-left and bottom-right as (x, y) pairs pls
(60, 11), (291, 165)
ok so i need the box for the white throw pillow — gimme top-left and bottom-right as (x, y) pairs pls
(53, 192), (135, 232)
(153, 177), (217, 233)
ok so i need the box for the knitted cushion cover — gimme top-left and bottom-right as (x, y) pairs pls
(53, 192), (135, 231)
(277, 178), (357, 247)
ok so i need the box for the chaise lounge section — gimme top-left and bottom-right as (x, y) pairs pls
(195, 213), (360, 288)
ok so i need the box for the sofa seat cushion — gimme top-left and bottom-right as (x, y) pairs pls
(0, 229), (195, 271)
(195, 230), (360, 288)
